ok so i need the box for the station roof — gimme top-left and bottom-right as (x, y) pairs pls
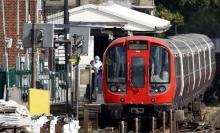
(47, 2), (171, 33)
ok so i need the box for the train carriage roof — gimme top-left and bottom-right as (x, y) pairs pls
(164, 33), (214, 56)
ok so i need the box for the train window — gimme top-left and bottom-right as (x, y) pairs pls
(128, 40), (148, 50)
(106, 45), (126, 93)
(200, 51), (204, 68)
(175, 56), (181, 76)
(195, 53), (199, 70)
(189, 54), (193, 73)
(150, 45), (170, 83)
(205, 50), (209, 66)
(131, 57), (145, 88)
(211, 46), (215, 62)
(203, 50), (206, 67)
(186, 55), (189, 75)
(183, 56), (187, 75)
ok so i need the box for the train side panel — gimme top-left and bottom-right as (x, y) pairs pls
(165, 34), (216, 108)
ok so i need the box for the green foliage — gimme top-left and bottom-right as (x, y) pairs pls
(211, 0), (220, 7)
(155, 0), (220, 37)
(179, 0), (210, 8)
(155, 5), (184, 26)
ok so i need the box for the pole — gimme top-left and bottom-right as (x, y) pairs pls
(174, 22), (178, 34)
(25, 0), (28, 22)
(1, 0), (9, 99)
(134, 117), (140, 133)
(24, 0), (30, 91)
(83, 106), (89, 133)
(163, 111), (166, 133)
(170, 109), (173, 133)
(16, 0), (20, 55)
(1, 0), (6, 44)
(154, 26), (157, 37)
(64, 0), (69, 27)
(36, 1), (38, 24)
(152, 116), (155, 133)
(28, 0), (31, 22)
(64, 0), (69, 113)
(31, 24), (36, 88)
(31, 0), (40, 88)
(16, 0), (20, 88)
(120, 121), (125, 133)
(76, 57), (80, 120)
(43, 0), (46, 22)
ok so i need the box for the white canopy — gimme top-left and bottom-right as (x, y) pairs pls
(48, 2), (171, 33)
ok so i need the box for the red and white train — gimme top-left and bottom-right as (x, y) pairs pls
(100, 34), (215, 125)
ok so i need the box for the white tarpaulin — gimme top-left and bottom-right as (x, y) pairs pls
(48, 1), (171, 33)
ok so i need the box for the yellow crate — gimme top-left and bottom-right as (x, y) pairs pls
(28, 88), (50, 115)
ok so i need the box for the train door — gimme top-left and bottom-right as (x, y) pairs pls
(127, 40), (149, 102)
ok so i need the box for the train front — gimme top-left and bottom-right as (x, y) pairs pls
(102, 36), (176, 112)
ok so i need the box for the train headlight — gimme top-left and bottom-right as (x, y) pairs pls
(110, 86), (117, 92)
(158, 86), (166, 92)
(119, 85), (126, 92)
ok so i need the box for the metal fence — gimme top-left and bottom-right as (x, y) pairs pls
(50, 65), (96, 104)
(43, 3), (65, 24)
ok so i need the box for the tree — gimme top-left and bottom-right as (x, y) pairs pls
(155, 0), (220, 37)
(185, 9), (220, 37)
(155, 5), (184, 26)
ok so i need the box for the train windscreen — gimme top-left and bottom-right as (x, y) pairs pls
(150, 44), (170, 94)
(106, 45), (126, 93)
(150, 45), (170, 83)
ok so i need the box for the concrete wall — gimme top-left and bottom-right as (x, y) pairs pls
(140, 0), (154, 6)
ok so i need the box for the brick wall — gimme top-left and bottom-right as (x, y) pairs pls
(0, 0), (39, 67)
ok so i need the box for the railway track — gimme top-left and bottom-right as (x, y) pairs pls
(79, 103), (220, 133)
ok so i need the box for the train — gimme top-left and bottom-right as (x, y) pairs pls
(99, 34), (216, 129)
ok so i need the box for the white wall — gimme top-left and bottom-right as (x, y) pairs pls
(79, 36), (94, 66)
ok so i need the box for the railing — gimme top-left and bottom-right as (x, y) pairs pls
(50, 65), (97, 105)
